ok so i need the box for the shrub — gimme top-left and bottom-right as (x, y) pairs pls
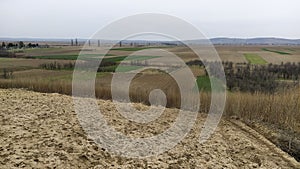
(2, 69), (13, 79)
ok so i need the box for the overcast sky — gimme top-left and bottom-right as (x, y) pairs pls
(0, 0), (299, 39)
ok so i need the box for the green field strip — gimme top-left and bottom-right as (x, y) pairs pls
(262, 48), (291, 55)
(244, 53), (268, 65)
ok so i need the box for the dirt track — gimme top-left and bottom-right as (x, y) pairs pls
(0, 89), (299, 169)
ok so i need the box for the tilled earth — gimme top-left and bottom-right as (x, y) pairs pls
(0, 89), (299, 169)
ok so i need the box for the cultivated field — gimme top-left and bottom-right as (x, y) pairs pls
(244, 53), (267, 65)
(0, 89), (299, 168)
(0, 44), (300, 167)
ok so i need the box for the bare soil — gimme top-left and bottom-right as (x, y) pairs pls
(0, 89), (299, 169)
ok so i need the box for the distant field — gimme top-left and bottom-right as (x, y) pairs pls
(244, 53), (268, 65)
(11, 69), (110, 81)
(2, 46), (300, 73)
(7, 45), (300, 64)
(111, 47), (152, 51)
(123, 55), (161, 61)
(99, 65), (142, 72)
(195, 76), (225, 92)
(24, 54), (161, 62)
(115, 65), (142, 72)
(13, 69), (73, 80)
(22, 47), (82, 56)
(0, 58), (74, 71)
(218, 51), (248, 63)
(98, 55), (161, 72)
(262, 48), (291, 55)
(111, 47), (168, 51)
(25, 54), (113, 60)
(102, 55), (161, 62)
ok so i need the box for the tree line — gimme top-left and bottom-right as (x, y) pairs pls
(187, 60), (300, 93)
(1, 41), (40, 49)
(39, 62), (75, 70)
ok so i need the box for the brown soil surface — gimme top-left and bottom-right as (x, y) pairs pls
(0, 89), (299, 169)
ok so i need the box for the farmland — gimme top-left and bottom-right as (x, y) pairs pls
(25, 54), (113, 60)
(1, 89), (299, 168)
(244, 53), (267, 65)
(2, 0), (300, 167)
(0, 44), (300, 165)
(110, 46), (167, 51)
(262, 48), (291, 55)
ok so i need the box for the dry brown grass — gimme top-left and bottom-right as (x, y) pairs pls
(225, 88), (300, 132)
(0, 58), (75, 71)
(0, 70), (299, 133)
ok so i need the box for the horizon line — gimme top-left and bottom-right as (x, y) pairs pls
(0, 36), (300, 41)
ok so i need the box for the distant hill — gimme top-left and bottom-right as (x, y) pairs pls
(0, 37), (300, 45)
(0, 37), (72, 42)
(210, 38), (300, 45)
